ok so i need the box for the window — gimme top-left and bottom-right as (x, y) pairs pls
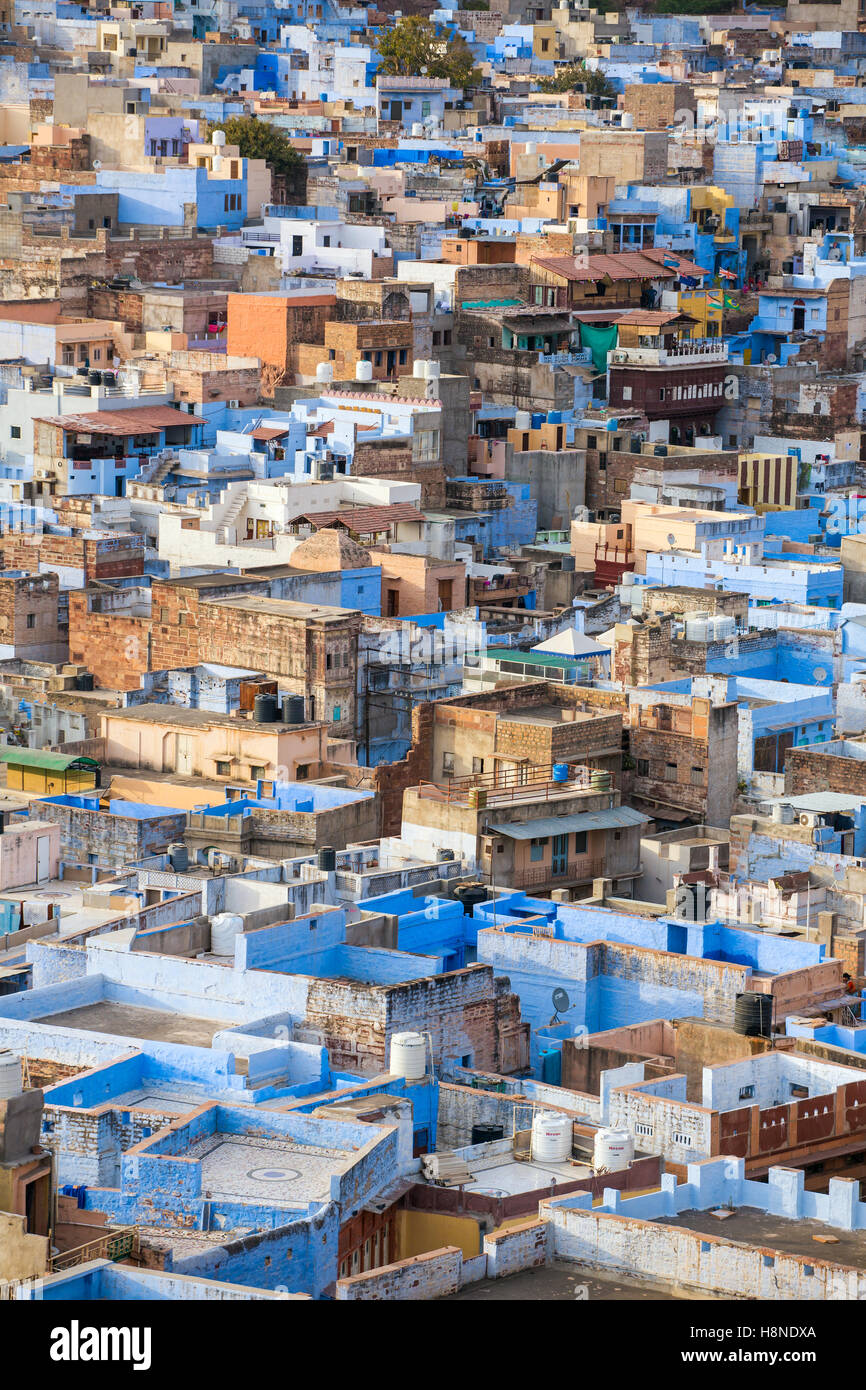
(664, 762), (678, 782)
(333, 705), (341, 722)
(634, 1122), (653, 1136)
(472, 757), (484, 774)
(25, 613), (36, 628)
(574, 831), (587, 855)
(249, 765), (266, 781)
(442, 752), (455, 776)
(10, 426), (20, 439)
(637, 759), (649, 777)
(295, 764), (309, 780)
(622, 386), (632, 401)
(790, 1083), (809, 1098)
(530, 837), (547, 862)
(738, 1084), (755, 1101)
(690, 765), (704, 785)
(672, 1132), (692, 1146)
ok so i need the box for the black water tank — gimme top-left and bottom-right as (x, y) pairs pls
(88, 369), (103, 386)
(77, 672), (94, 691)
(471, 1123), (504, 1146)
(282, 694), (306, 724)
(318, 846), (336, 873)
(254, 693), (278, 723)
(734, 992), (772, 1038)
(452, 881), (489, 916)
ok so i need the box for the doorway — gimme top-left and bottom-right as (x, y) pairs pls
(552, 833), (569, 876)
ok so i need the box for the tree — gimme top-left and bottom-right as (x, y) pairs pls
(537, 62), (614, 99)
(376, 16), (481, 88)
(206, 117), (303, 179)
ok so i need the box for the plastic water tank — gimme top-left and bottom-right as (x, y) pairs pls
(424, 360), (441, 381)
(590, 770), (612, 792)
(734, 992), (772, 1038)
(316, 362), (334, 384)
(621, 112), (634, 129)
(411, 122), (424, 137)
(211, 913), (244, 956)
(593, 1128), (634, 1172)
(708, 615), (736, 640)
(212, 128), (227, 148)
(552, 763), (569, 783)
(282, 694), (306, 725)
(389, 1031), (427, 1079)
(514, 410), (531, 431)
(0, 1050), (22, 1100)
(167, 842), (189, 874)
(254, 693), (278, 723)
(355, 359), (373, 383)
(531, 1111), (572, 1162)
(317, 846), (336, 873)
(413, 359), (428, 379)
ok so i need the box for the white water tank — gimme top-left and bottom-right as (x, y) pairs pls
(707, 615), (736, 640)
(389, 1031), (427, 1079)
(212, 128), (227, 148)
(211, 912), (244, 956)
(531, 1111), (572, 1162)
(413, 358), (428, 378)
(355, 359), (373, 382)
(514, 410), (531, 431)
(593, 1128), (634, 1172)
(0, 1050), (22, 1100)
(621, 112), (634, 129)
(411, 122), (424, 137)
(316, 362), (334, 384)
(423, 359), (441, 381)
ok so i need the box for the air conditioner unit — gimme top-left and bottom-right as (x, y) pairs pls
(228, 399), (240, 409)
(799, 811), (820, 828)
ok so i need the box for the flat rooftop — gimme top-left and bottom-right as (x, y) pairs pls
(35, 1002), (230, 1047)
(189, 1133), (343, 1206)
(205, 595), (359, 621)
(443, 1259), (690, 1302)
(102, 703), (319, 731)
(663, 1206), (866, 1271)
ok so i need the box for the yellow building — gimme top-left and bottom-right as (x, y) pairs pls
(0, 749), (100, 795)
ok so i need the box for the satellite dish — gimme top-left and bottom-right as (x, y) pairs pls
(812, 666), (828, 683)
(552, 987), (571, 1013)
(667, 533), (677, 547)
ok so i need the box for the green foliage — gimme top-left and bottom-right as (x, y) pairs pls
(376, 16), (481, 88)
(461, 0), (489, 8)
(206, 117), (303, 178)
(537, 62), (614, 98)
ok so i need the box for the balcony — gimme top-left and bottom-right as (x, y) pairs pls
(510, 856), (604, 890)
(609, 338), (728, 368)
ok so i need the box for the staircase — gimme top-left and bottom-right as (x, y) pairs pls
(219, 487), (246, 534)
(138, 453), (177, 486)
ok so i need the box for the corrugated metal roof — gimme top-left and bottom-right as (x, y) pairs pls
(34, 406), (193, 436)
(490, 806), (649, 840)
(0, 749), (99, 770)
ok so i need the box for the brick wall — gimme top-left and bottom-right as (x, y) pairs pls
(785, 746), (866, 798)
(335, 1246), (462, 1300)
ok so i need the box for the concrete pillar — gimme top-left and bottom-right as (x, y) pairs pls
(827, 1177), (859, 1231)
(767, 1165), (804, 1220)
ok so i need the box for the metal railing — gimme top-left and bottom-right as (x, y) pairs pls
(511, 857), (604, 889)
(50, 1228), (139, 1272)
(419, 762), (609, 807)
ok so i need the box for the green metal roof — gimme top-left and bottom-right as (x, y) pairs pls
(0, 749), (99, 770)
(489, 807), (649, 840)
(484, 648), (590, 667)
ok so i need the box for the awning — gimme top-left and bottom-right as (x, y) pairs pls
(490, 806), (649, 840)
(0, 749), (100, 771)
